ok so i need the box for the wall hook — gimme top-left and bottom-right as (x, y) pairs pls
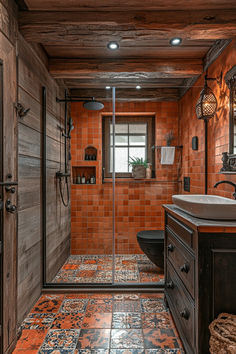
(15, 103), (30, 118)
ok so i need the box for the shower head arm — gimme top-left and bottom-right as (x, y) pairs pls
(56, 96), (94, 103)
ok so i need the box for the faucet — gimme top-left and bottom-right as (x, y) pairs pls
(214, 180), (236, 200)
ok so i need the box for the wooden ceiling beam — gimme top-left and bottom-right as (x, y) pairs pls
(62, 78), (185, 89)
(19, 10), (236, 41)
(49, 58), (202, 79)
(70, 88), (180, 101)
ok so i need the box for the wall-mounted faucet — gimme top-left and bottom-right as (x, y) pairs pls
(214, 180), (236, 200)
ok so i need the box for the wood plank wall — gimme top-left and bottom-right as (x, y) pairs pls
(0, 0), (18, 352)
(17, 35), (70, 325)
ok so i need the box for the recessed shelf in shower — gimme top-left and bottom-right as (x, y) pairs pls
(72, 166), (96, 185)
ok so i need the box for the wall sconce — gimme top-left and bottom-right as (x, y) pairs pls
(195, 70), (222, 195)
(15, 103), (30, 118)
(195, 71), (222, 121)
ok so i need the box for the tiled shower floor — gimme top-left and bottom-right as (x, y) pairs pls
(52, 255), (164, 284)
(14, 293), (184, 353)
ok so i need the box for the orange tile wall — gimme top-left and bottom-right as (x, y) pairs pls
(179, 40), (236, 197)
(70, 101), (180, 254)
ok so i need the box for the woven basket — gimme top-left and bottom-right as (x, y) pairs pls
(209, 313), (236, 354)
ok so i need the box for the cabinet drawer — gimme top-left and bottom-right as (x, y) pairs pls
(166, 227), (195, 298)
(166, 213), (193, 248)
(165, 261), (195, 353)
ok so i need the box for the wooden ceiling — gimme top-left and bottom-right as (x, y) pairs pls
(17, 1), (236, 101)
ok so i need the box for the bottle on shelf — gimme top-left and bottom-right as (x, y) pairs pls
(81, 174), (86, 184)
(76, 174), (81, 184)
(90, 175), (96, 184)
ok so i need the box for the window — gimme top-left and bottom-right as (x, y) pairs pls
(103, 115), (155, 178)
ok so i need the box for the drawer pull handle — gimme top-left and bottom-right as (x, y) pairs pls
(168, 244), (174, 252)
(180, 309), (190, 320)
(180, 263), (189, 273)
(166, 281), (175, 289)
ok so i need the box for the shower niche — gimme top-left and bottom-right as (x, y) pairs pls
(84, 145), (97, 161)
(72, 166), (96, 185)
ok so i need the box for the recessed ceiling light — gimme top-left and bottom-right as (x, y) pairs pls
(136, 85), (141, 90)
(107, 41), (119, 50)
(105, 86), (111, 90)
(169, 37), (182, 46)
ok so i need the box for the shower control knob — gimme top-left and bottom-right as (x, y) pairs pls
(5, 199), (17, 213)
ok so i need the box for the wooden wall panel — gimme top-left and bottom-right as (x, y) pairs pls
(0, 1), (18, 352)
(17, 33), (70, 326)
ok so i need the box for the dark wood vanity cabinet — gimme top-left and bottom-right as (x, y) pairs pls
(163, 206), (236, 354)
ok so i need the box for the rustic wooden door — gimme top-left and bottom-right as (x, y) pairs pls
(0, 40), (18, 353)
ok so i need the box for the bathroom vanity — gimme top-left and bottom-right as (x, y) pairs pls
(163, 205), (236, 354)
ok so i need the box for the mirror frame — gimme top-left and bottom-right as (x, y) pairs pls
(225, 65), (236, 154)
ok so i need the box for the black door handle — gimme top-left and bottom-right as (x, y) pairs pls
(5, 199), (17, 214)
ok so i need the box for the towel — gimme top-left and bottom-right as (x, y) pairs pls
(161, 147), (175, 165)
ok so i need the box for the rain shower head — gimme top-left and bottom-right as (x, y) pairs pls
(83, 99), (104, 111)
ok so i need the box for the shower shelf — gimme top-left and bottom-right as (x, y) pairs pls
(72, 166), (96, 185)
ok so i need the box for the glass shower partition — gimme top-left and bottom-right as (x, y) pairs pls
(44, 86), (116, 287)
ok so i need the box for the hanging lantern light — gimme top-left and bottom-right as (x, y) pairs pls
(196, 75), (218, 121)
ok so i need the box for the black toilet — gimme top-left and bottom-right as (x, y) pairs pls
(137, 230), (164, 269)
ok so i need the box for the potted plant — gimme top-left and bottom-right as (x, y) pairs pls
(129, 157), (148, 179)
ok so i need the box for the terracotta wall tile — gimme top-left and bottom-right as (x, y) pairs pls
(179, 40), (236, 198)
(71, 101), (179, 254)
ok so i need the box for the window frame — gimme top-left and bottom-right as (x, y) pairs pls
(102, 115), (155, 178)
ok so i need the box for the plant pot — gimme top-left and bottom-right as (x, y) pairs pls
(132, 165), (146, 179)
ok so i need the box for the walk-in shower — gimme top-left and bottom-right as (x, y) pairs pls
(42, 86), (179, 290)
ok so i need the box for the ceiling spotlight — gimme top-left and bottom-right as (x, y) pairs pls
(170, 37), (182, 46)
(136, 85), (141, 90)
(107, 41), (119, 50)
(106, 86), (111, 90)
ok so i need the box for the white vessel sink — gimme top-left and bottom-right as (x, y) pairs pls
(172, 194), (236, 220)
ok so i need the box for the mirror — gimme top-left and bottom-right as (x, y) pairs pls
(220, 66), (236, 173)
(225, 65), (236, 154)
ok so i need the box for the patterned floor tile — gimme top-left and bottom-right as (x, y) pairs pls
(39, 349), (76, 353)
(140, 294), (163, 299)
(89, 293), (113, 299)
(51, 313), (85, 329)
(13, 350), (39, 353)
(76, 270), (96, 278)
(142, 313), (173, 329)
(110, 329), (144, 349)
(82, 312), (112, 328)
(21, 313), (55, 330)
(14, 330), (48, 350)
(145, 350), (184, 353)
(40, 329), (80, 350)
(77, 329), (110, 349)
(86, 299), (113, 313)
(113, 294), (140, 301)
(110, 351), (145, 354)
(112, 313), (142, 328)
(65, 294), (90, 299)
(62, 264), (79, 270)
(31, 295), (64, 313)
(75, 350), (109, 354)
(115, 271), (139, 282)
(141, 300), (167, 313)
(79, 265), (98, 271)
(113, 301), (141, 313)
(60, 299), (88, 313)
(51, 255), (164, 284)
(143, 329), (180, 349)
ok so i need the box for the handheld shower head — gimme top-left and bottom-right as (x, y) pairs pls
(68, 117), (74, 138)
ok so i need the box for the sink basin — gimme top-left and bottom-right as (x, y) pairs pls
(172, 194), (236, 220)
